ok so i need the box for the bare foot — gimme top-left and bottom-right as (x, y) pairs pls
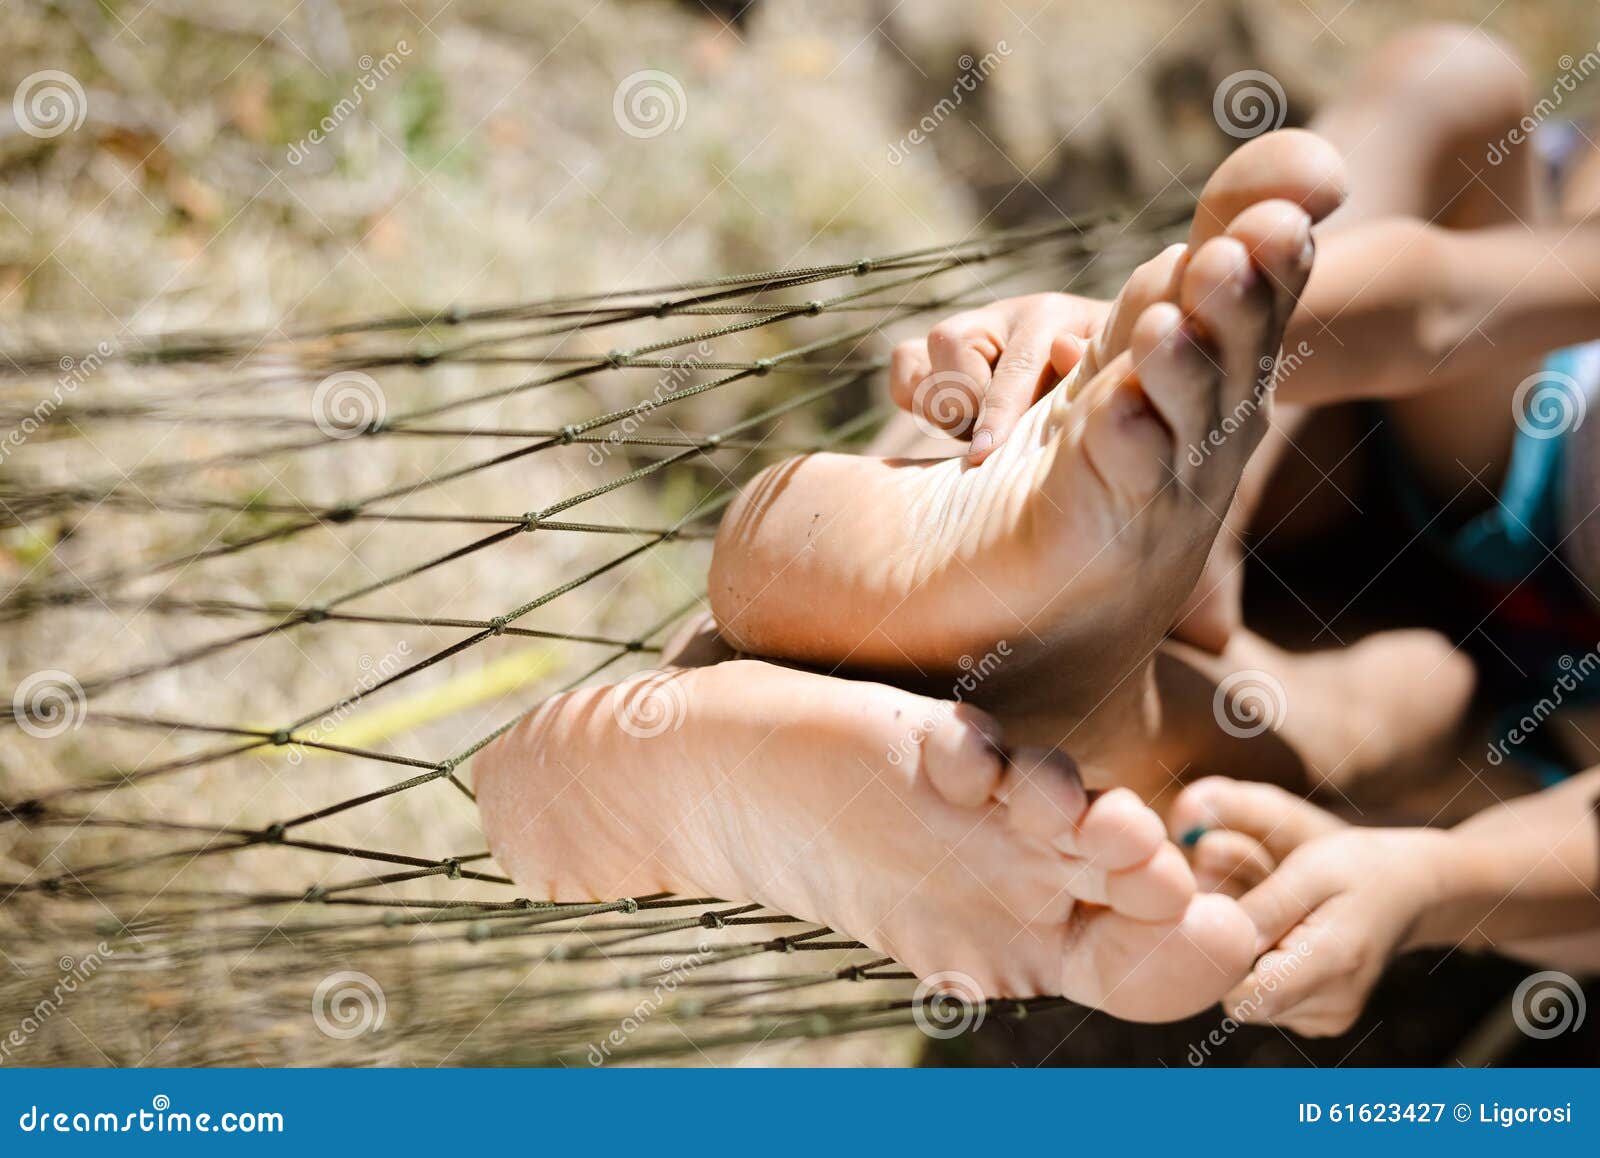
(475, 659), (1255, 1021)
(1160, 627), (1477, 794)
(710, 131), (1347, 726)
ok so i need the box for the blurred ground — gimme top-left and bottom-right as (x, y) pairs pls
(4, 0), (1600, 1066)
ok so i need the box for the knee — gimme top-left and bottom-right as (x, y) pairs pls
(1359, 23), (1531, 129)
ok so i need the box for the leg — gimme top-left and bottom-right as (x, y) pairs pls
(1291, 23), (1543, 497)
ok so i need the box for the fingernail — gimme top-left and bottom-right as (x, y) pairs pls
(969, 429), (995, 459)
(1180, 824), (1208, 848)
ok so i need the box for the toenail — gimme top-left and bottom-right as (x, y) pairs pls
(1180, 824), (1208, 848)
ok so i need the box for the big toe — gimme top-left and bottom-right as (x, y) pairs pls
(1063, 892), (1257, 1022)
(1189, 128), (1348, 248)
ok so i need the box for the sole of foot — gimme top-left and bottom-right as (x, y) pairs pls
(476, 658), (1256, 1021)
(710, 130), (1347, 719)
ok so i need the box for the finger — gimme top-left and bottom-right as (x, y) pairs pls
(1191, 829), (1274, 898)
(1170, 776), (1344, 864)
(889, 339), (933, 413)
(968, 326), (1060, 463)
(1223, 921), (1339, 1023)
(1051, 331), (1089, 380)
(1237, 853), (1343, 955)
(922, 312), (1003, 436)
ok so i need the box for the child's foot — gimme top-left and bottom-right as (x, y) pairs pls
(475, 659), (1255, 1021)
(710, 131), (1346, 715)
(1165, 627), (1477, 793)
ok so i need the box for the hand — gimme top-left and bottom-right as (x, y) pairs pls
(889, 293), (1110, 463)
(1168, 777), (1456, 1036)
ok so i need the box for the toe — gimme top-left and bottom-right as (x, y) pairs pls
(995, 747), (1089, 843)
(1075, 243), (1186, 392)
(1222, 200), (1315, 319)
(919, 703), (1007, 807)
(1055, 786), (1166, 869)
(1188, 128), (1347, 249)
(1062, 892), (1257, 1022)
(1180, 236), (1277, 426)
(1104, 841), (1196, 921)
(1074, 355), (1176, 502)
(1129, 301), (1219, 458)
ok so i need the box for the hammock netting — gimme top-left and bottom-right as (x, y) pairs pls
(0, 198), (1188, 1065)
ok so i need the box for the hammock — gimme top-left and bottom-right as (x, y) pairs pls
(0, 197), (1188, 1065)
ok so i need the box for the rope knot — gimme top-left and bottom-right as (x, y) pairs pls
(325, 504), (359, 524)
(262, 823), (287, 843)
(854, 259), (875, 275)
(302, 605), (328, 624)
(487, 616), (507, 636)
(805, 300), (824, 316)
(699, 911), (726, 930)
(440, 857), (461, 880)
(520, 513), (540, 533)
(617, 897), (639, 914)
(269, 730), (292, 747)
(606, 349), (632, 368)
(752, 358), (773, 377)
(558, 424), (579, 444)
(302, 885), (326, 902)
